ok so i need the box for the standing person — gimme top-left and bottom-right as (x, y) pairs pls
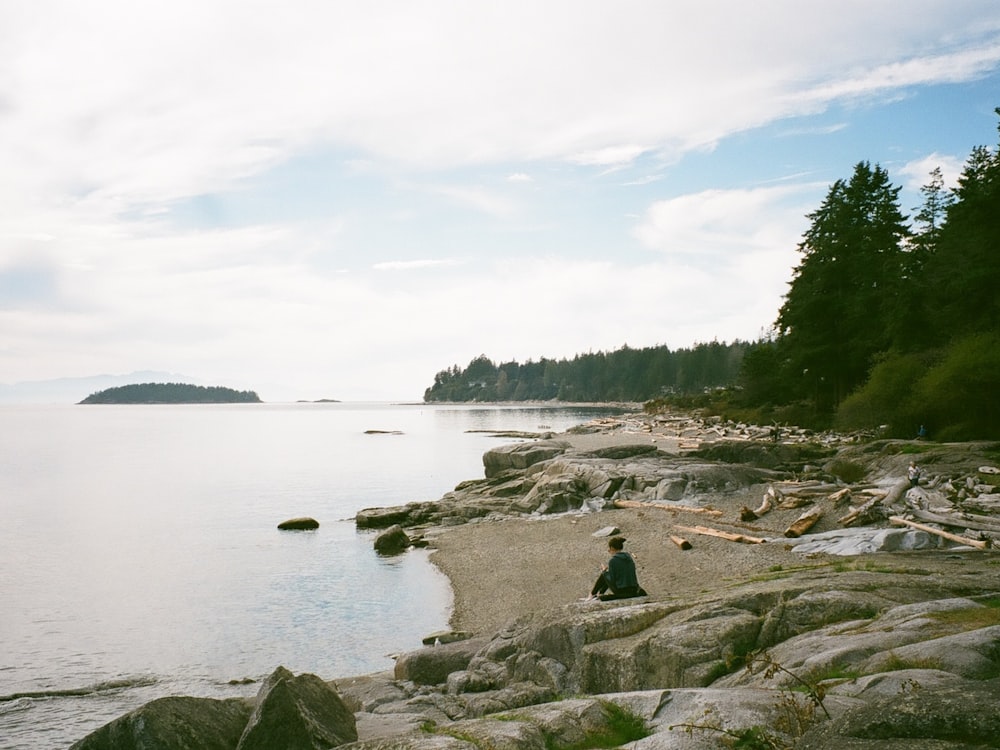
(908, 461), (922, 487)
(585, 536), (646, 601)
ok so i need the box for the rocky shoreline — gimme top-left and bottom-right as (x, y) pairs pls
(72, 411), (1000, 749)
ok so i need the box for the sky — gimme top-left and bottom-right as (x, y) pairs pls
(2, 1), (1000, 402)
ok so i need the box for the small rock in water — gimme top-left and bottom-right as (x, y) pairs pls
(277, 517), (319, 531)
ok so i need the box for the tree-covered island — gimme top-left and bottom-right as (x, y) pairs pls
(79, 383), (262, 404)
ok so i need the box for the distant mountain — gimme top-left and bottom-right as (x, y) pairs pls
(79, 383), (261, 404)
(0, 371), (202, 404)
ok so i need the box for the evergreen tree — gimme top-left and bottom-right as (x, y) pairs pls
(923, 113), (1000, 342)
(776, 161), (910, 411)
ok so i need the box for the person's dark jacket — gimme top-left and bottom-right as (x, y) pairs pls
(604, 551), (638, 592)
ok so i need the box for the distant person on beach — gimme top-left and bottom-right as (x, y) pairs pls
(584, 536), (646, 601)
(917, 424), (928, 439)
(908, 461), (922, 487)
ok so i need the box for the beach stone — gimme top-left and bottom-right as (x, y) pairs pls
(374, 524), (410, 555)
(592, 526), (620, 538)
(69, 695), (252, 750)
(394, 637), (489, 686)
(237, 666), (357, 750)
(277, 517), (319, 530)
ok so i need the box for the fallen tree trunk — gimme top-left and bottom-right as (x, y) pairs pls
(908, 509), (1000, 535)
(784, 507), (823, 538)
(838, 495), (885, 527)
(674, 524), (767, 544)
(882, 478), (911, 509)
(613, 499), (722, 516)
(889, 516), (989, 550)
(669, 534), (692, 550)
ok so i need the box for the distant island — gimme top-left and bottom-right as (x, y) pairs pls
(79, 383), (262, 404)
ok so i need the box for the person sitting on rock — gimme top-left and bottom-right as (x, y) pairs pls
(585, 536), (647, 601)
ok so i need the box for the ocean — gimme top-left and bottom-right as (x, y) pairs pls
(0, 401), (623, 749)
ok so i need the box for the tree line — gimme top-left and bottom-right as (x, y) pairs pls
(425, 110), (1000, 440)
(423, 341), (748, 403)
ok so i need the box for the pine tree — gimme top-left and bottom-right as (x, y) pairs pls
(776, 162), (910, 411)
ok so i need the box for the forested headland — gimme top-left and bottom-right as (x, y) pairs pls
(79, 383), (261, 404)
(425, 110), (1000, 441)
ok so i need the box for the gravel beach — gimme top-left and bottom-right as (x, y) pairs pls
(428, 425), (817, 636)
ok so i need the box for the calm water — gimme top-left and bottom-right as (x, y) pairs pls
(0, 402), (622, 749)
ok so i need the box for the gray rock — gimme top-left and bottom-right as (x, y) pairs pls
(482, 440), (569, 478)
(278, 517), (320, 530)
(796, 677), (1000, 749)
(238, 666), (357, 750)
(373, 524), (410, 555)
(69, 695), (252, 750)
(394, 637), (489, 686)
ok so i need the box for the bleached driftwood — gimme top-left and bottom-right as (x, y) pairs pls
(838, 495), (886, 527)
(882, 478), (912, 509)
(908, 509), (1000, 535)
(613, 499), (723, 517)
(669, 534), (692, 550)
(828, 487), (853, 506)
(784, 506), (823, 538)
(674, 524), (767, 545)
(751, 485), (779, 516)
(889, 516), (989, 550)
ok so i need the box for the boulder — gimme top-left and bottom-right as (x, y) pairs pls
(394, 637), (489, 686)
(374, 524), (410, 555)
(482, 440), (569, 478)
(278, 517), (320, 531)
(237, 666), (357, 750)
(69, 696), (252, 750)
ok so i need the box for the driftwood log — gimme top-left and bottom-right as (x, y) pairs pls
(784, 506), (823, 538)
(838, 495), (886, 526)
(669, 534), (692, 550)
(751, 486), (779, 516)
(908, 509), (1000, 535)
(889, 516), (989, 550)
(613, 499), (722, 516)
(674, 524), (767, 545)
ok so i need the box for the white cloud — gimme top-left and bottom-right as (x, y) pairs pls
(899, 152), (968, 191)
(373, 259), (460, 271)
(633, 185), (820, 261)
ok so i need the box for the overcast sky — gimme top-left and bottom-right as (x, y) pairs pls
(2, 1), (999, 401)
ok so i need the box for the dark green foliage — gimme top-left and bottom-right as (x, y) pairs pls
(424, 341), (749, 403)
(834, 350), (931, 436)
(776, 161), (910, 412)
(79, 383), (261, 404)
